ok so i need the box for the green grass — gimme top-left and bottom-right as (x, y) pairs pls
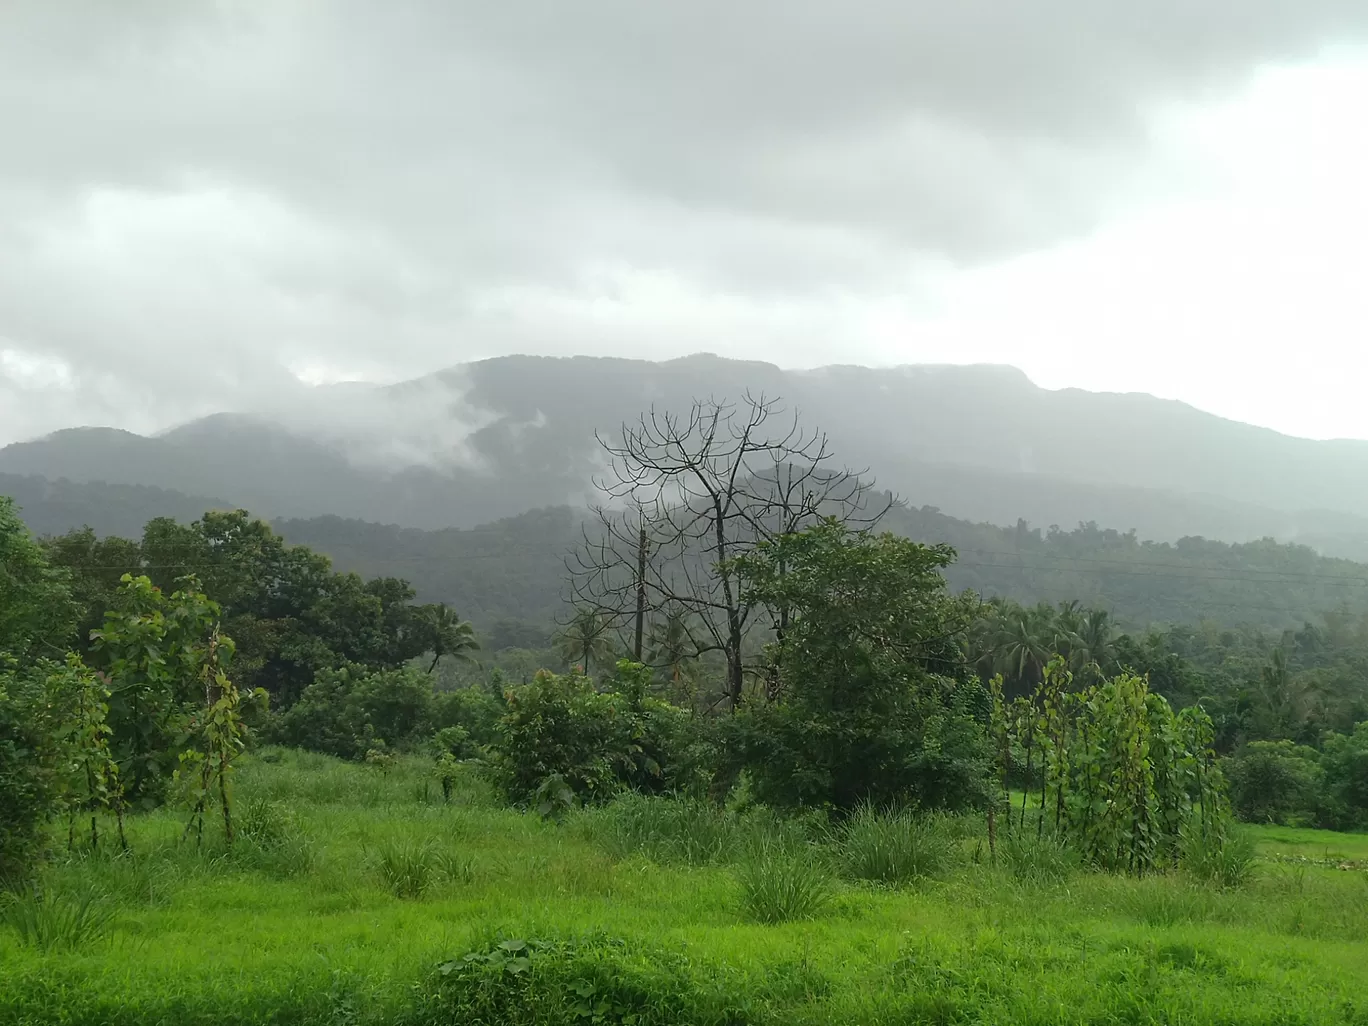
(2, 749), (1368, 1024)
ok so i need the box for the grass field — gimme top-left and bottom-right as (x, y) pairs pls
(3, 749), (1368, 1025)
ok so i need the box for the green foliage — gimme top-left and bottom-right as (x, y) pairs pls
(90, 573), (224, 805)
(1224, 740), (1323, 826)
(1317, 720), (1368, 830)
(735, 850), (834, 924)
(371, 836), (439, 899)
(414, 935), (752, 1026)
(176, 626), (264, 847)
(270, 663), (437, 760)
(0, 662), (66, 881)
(1180, 819), (1257, 889)
(490, 661), (706, 807)
(729, 520), (990, 813)
(832, 806), (956, 887)
(0, 886), (115, 951)
(997, 831), (1079, 885)
(994, 660), (1227, 876)
(0, 495), (73, 659)
(577, 793), (808, 866)
(54, 654), (127, 853)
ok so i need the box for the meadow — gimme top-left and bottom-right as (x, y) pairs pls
(3, 749), (1368, 1026)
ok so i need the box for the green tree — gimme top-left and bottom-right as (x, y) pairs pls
(0, 496), (73, 659)
(89, 574), (222, 805)
(728, 519), (989, 812)
(555, 608), (616, 675)
(270, 663), (436, 760)
(418, 602), (480, 673)
(647, 606), (696, 685)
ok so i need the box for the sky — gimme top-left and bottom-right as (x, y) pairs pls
(2, 1), (1367, 447)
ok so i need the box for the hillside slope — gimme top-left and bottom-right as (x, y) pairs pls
(7, 355), (1368, 554)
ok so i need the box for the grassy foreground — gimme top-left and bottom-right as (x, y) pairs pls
(3, 750), (1368, 1025)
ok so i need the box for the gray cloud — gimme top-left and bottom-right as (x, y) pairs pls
(2, 0), (1366, 443)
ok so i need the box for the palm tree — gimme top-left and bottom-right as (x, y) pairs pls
(556, 608), (616, 675)
(990, 606), (1055, 692)
(648, 607), (695, 683)
(422, 603), (479, 673)
(1070, 608), (1115, 680)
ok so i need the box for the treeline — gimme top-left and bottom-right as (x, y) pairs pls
(272, 505), (1368, 633)
(14, 479), (1368, 636)
(39, 509), (478, 707)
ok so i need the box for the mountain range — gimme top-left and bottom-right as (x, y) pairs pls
(6, 354), (1368, 560)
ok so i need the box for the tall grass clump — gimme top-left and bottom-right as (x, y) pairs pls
(736, 848), (833, 924)
(997, 831), (1079, 885)
(833, 806), (956, 887)
(372, 836), (439, 899)
(1181, 821), (1257, 890)
(580, 794), (808, 866)
(231, 797), (320, 878)
(0, 886), (116, 951)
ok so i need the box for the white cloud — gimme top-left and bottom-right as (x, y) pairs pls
(2, 4), (1368, 444)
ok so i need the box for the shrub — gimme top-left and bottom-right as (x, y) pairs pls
(0, 886), (115, 951)
(232, 798), (319, 878)
(736, 850), (833, 924)
(410, 934), (752, 1026)
(0, 664), (63, 882)
(833, 806), (956, 887)
(489, 662), (706, 807)
(1224, 740), (1321, 826)
(269, 664), (436, 760)
(1317, 721), (1368, 831)
(726, 521), (993, 814)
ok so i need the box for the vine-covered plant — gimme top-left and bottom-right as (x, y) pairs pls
(178, 626), (263, 847)
(56, 655), (126, 853)
(991, 657), (1226, 875)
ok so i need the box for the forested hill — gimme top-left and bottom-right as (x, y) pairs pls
(10, 355), (1368, 558)
(270, 503), (1368, 634)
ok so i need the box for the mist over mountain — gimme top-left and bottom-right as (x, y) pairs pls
(7, 354), (1368, 558)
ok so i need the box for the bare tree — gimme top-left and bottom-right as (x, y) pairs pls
(567, 392), (894, 709)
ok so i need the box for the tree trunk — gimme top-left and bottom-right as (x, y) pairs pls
(633, 523), (647, 662)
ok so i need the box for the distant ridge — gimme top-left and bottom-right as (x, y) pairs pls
(5, 354), (1368, 558)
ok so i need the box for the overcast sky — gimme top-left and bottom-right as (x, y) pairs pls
(3, 1), (1367, 446)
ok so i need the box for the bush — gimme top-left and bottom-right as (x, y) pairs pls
(0, 663), (65, 882)
(410, 934), (752, 1026)
(490, 662), (708, 807)
(1224, 740), (1322, 826)
(736, 851), (833, 924)
(1318, 721), (1368, 831)
(371, 836), (439, 899)
(833, 806), (956, 887)
(269, 663), (436, 760)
